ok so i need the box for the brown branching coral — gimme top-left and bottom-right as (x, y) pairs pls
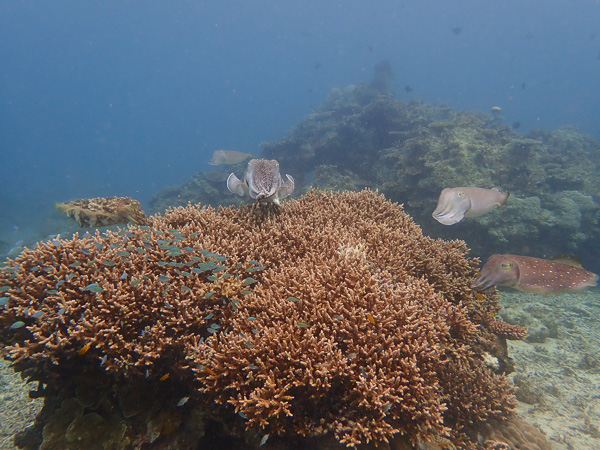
(0, 189), (526, 448)
(487, 319), (528, 341)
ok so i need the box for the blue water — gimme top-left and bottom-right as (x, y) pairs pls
(1, 1), (599, 245)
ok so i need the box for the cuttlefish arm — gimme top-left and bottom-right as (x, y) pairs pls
(472, 254), (521, 291)
(227, 173), (248, 197)
(432, 188), (472, 225)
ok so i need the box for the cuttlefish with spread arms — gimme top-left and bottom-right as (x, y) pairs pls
(227, 158), (294, 205)
(432, 187), (509, 225)
(472, 254), (598, 294)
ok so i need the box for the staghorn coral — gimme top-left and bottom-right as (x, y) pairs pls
(487, 320), (528, 341)
(1, 189), (533, 448)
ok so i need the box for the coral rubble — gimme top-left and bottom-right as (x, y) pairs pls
(1, 190), (539, 448)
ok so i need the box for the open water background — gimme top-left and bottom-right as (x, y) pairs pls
(1, 0), (600, 246)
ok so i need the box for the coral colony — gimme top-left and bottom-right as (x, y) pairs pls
(0, 190), (551, 448)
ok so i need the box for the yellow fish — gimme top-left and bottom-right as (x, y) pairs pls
(56, 196), (149, 227)
(209, 150), (252, 165)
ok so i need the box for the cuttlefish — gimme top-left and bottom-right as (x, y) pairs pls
(472, 254), (599, 294)
(209, 150), (252, 165)
(432, 187), (509, 225)
(227, 159), (294, 205)
(55, 196), (149, 227)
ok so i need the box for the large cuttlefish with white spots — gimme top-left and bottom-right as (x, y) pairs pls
(227, 159), (294, 205)
(472, 254), (598, 294)
(432, 187), (509, 225)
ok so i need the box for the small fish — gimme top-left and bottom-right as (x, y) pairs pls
(82, 283), (104, 293)
(78, 342), (92, 355)
(8, 240), (24, 256)
(159, 373), (170, 381)
(10, 321), (25, 329)
(209, 150), (252, 165)
(472, 254), (599, 294)
(177, 396), (190, 407)
(259, 434), (270, 446)
(432, 187), (509, 225)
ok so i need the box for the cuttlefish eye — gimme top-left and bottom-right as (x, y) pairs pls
(457, 191), (466, 197)
(500, 262), (513, 270)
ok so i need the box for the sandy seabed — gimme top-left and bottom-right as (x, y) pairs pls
(0, 289), (598, 449)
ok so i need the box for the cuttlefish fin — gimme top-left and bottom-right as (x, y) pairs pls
(226, 173), (248, 197)
(551, 254), (583, 268)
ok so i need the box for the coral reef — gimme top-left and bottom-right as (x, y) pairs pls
(151, 71), (600, 273)
(149, 169), (241, 214)
(0, 190), (537, 448)
(256, 81), (600, 273)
